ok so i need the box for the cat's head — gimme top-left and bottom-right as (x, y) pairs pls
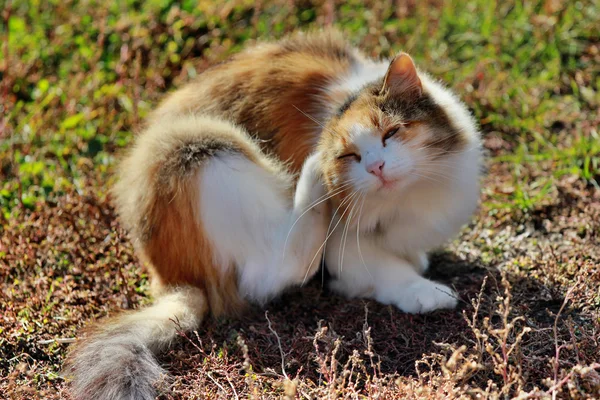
(318, 53), (480, 209)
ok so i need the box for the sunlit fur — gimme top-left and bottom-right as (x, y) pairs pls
(318, 66), (481, 313)
(66, 30), (481, 400)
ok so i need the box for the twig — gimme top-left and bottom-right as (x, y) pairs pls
(224, 374), (239, 400)
(265, 311), (289, 380)
(171, 316), (207, 356)
(551, 281), (578, 400)
(37, 338), (76, 345)
(207, 372), (229, 397)
(566, 317), (582, 364)
(547, 363), (600, 396)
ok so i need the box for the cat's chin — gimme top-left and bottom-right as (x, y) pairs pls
(373, 176), (412, 194)
(379, 178), (400, 190)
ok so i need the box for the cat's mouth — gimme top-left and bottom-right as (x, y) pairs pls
(377, 176), (401, 190)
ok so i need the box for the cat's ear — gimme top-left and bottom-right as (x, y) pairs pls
(382, 53), (422, 97)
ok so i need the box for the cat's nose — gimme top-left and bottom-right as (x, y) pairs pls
(366, 160), (385, 177)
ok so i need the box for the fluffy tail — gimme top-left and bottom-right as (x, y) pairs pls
(65, 286), (207, 400)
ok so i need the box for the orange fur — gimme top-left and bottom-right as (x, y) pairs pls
(152, 30), (356, 173)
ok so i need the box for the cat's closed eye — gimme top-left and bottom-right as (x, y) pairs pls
(382, 122), (419, 145)
(338, 152), (361, 162)
(383, 127), (400, 142)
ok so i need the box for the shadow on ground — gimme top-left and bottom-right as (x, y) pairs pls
(159, 250), (588, 391)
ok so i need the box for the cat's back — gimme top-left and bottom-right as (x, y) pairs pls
(152, 30), (361, 169)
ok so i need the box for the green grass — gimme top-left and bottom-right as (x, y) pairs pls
(1, 0), (598, 216)
(1, 0), (599, 399)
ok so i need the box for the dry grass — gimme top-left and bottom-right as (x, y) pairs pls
(1, 0), (599, 398)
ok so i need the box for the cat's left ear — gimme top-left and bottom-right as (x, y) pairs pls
(382, 53), (422, 97)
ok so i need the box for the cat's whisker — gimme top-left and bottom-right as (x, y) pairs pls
(413, 135), (463, 153)
(417, 153), (465, 164)
(414, 162), (458, 173)
(338, 196), (354, 275)
(338, 196), (355, 275)
(416, 144), (479, 159)
(408, 172), (445, 185)
(339, 192), (361, 276)
(356, 194), (374, 281)
(416, 151), (457, 159)
(282, 179), (356, 262)
(420, 170), (458, 180)
(337, 191), (360, 276)
(415, 152), (459, 163)
(416, 168), (461, 181)
(320, 190), (357, 283)
(303, 190), (357, 285)
(300, 179), (355, 214)
(301, 190), (359, 285)
(292, 105), (339, 136)
(413, 157), (465, 175)
(414, 166), (460, 180)
(417, 159), (459, 167)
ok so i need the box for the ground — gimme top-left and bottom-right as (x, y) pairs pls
(1, 0), (599, 399)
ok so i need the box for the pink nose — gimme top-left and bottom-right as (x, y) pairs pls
(366, 160), (385, 177)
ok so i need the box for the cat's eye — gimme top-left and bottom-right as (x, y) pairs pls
(337, 153), (361, 162)
(383, 127), (400, 143)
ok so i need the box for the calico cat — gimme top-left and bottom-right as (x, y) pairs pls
(66, 30), (481, 399)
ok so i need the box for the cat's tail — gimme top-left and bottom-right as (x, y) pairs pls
(64, 286), (207, 400)
(64, 114), (264, 399)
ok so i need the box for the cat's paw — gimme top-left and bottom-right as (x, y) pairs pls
(295, 152), (327, 214)
(394, 280), (457, 314)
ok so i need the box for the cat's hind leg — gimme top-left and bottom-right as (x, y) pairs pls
(199, 148), (328, 304)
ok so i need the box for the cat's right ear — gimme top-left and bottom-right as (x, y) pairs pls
(382, 53), (422, 97)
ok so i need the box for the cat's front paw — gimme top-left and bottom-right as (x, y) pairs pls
(295, 152), (327, 214)
(394, 280), (457, 314)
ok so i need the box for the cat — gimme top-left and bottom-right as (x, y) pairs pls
(66, 30), (481, 400)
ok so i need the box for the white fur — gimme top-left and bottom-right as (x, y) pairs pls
(330, 58), (388, 94)
(323, 59), (481, 314)
(199, 153), (328, 303)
